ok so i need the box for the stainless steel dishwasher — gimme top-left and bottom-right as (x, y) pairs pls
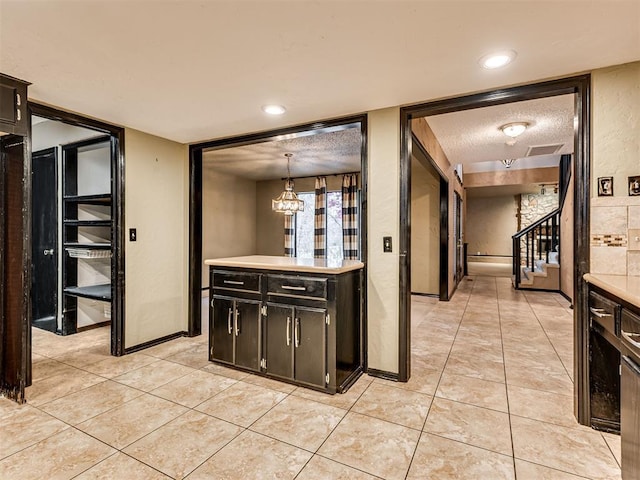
(620, 309), (640, 480)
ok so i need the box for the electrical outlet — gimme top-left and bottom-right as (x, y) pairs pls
(629, 229), (640, 251)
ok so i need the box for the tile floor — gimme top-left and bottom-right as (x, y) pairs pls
(0, 276), (622, 479)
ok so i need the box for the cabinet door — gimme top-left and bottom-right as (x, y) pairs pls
(294, 307), (326, 387)
(211, 297), (234, 364)
(234, 300), (260, 371)
(265, 304), (294, 379)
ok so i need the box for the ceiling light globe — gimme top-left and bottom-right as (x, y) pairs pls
(480, 50), (517, 69)
(262, 105), (286, 115)
(500, 122), (528, 138)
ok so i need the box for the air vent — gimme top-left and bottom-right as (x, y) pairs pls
(525, 144), (563, 157)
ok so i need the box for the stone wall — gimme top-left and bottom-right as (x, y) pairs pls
(519, 193), (559, 230)
(518, 192), (559, 265)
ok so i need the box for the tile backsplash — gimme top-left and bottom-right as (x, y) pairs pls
(590, 197), (640, 276)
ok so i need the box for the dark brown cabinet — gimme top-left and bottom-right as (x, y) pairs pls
(211, 296), (261, 371)
(208, 265), (362, 394)
(264, 303), (327, 388)
(0, 74), (29, 136)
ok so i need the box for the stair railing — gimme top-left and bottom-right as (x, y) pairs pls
(512, 154), (571, 289)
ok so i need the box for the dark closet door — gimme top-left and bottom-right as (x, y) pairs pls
(31, 148), (58, 332)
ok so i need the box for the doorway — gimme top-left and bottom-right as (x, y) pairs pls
(398, 75), (591, 425)
(29, 103), (126, 357)
(31, 147), (58, 332)
(188, 114), (369, 346)
(411, 136), (449, 301)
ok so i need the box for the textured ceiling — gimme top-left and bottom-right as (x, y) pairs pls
(425, 94), (575, 167)
(203, 127), (361, 181)
(1, 2), (638, 144)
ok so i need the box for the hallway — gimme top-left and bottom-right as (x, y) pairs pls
(0, 276), (621, 479)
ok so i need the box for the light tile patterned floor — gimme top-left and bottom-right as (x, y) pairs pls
(0, 276), (622, 479)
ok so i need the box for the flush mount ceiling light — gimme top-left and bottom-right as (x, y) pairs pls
(272, 153), (304, 215)
(262, 104), (286, 115)
(500, 122), (529, 138)
(479, 50), (517, 69)
(501, 158), (516, 168)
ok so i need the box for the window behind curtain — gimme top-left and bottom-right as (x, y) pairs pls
(295, 191), (343, 261)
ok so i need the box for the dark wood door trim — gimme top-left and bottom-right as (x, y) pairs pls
(399, 75), (591, 422)
(28, 102), (126, 356)
(0, 133), (32, 400)
(411, 135), (449, 301)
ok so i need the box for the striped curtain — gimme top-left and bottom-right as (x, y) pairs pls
(284, 215), (295, 257)
(314, 176), (327, 258)
(342, 173), (359, 260)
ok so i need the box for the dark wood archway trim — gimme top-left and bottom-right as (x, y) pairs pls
(188, 115), (369, 358)
(399, 75), (590, 426)
(29, 103), (126, 356)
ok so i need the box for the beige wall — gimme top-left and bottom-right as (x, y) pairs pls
(412, 117), (463, 296)
(411, 156), (440, 295)
(202, 169), (257, 286)
(367, 107), (400, 374)
(124, 128), (189, 349)
(255, 176), (344, 256)
(590, 61), (640, 276)
(466, 196), (517, 256)
(464, 167), (558, 188)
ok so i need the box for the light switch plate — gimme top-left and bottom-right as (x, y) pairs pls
(629, 229), (640, 251)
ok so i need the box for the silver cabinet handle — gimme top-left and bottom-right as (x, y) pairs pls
(294, 318), (300, 348)
(622, 330), (640, 349)
(223, 280), (244, 285)
(590, 307), (612, 318)
(227, 308), (233, 334)
(235, 309), (240, 336)
(282, 285), (306, 291)
(286, 317), (291, 346)
(43, 249), (55, 256)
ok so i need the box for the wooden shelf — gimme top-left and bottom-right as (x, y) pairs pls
(63, 193), (111, 205)
(64, 242), (111, 249)
(64, 284), (111, 301)
(63, 219), (111, 227)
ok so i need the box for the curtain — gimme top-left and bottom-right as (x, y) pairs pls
(314, 176), (327, 258)
(342, 173), (359, 260)
(284, 214), (295, 257)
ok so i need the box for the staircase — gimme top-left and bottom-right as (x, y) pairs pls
(512, 154), (571, 291)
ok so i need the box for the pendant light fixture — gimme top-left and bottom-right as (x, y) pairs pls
(272, 153), (304, 215)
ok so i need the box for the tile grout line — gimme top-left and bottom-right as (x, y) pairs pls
(403, 281), (473, 480)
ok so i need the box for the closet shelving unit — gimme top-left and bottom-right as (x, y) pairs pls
(61, 135), (113, 333)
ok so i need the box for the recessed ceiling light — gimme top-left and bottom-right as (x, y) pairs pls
(500, 122), (528, 138)
(479, 50), (517, 69)
(262, 105), (286, 115)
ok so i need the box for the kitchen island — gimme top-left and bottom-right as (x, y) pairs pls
(204, 255), (364, 394)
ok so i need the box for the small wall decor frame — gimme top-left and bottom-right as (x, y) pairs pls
(598, 176), (614, 196)
(629, 176), (640, 196)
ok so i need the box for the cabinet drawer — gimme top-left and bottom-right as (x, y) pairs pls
(267, 275), (327, 299)
(213, 270), (261, 292)
(590, 291), (619, 336)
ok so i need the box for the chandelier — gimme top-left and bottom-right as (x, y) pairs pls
(272, 153), (304, 215)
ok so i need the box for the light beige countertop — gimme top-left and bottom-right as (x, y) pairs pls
(204, 255), (364, 274)
(584, 273), (640, 308)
